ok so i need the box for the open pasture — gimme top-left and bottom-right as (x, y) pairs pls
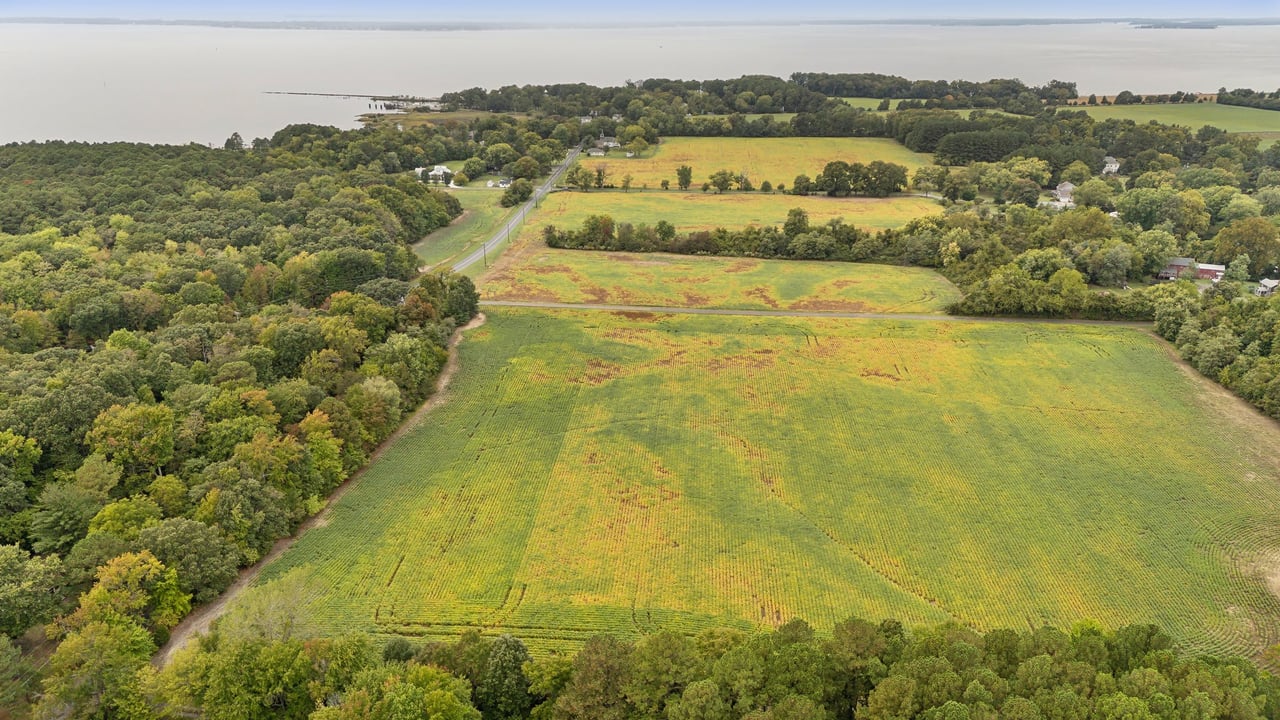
(520, 188), (941, 236)
(257, 308), (1280, 657)
(585, 137), (933, 190)
(483, 249), (961, 313)
(413, 189), (509, 268)
(1070, 103), (1280, 134)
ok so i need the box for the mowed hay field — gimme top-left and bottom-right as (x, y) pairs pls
(483, 249), (962, 313)
(520, 189), (941, 235)
(413, 189), (509, 268)
(588, 137), (933, 189)
(258, 308), (1280, 657)
(1073, 103), (1280, 134)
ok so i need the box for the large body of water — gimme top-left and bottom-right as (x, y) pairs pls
(1, 22), (1278, 145)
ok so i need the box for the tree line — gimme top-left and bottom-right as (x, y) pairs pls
(1216, 88), (1280, 112)
(18, 587), (1279, 720)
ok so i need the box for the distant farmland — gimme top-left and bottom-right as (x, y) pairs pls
(483, 250), (962, 314)
(257, 308), (1280, 658)
(1071, 103), (1280, 134)
(585, 137), (933, 190)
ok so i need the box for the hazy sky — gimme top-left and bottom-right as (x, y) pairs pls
(2, 0), (1278, 20)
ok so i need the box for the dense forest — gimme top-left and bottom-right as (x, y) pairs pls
(0, 114), (599, 715)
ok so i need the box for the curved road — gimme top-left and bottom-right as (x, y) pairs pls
(450, 147), (581, 274)
(480, 299), (1153, 328)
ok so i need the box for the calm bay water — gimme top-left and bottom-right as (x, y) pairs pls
(1, 22), (1278, 145)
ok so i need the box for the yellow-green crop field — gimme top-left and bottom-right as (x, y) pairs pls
(257, 308), (1280, 657)
(523, 189), (941, 236)
(483, 249), (961, 313)
(586, 137), (933, 189)
(1071, 103), (1280, 134)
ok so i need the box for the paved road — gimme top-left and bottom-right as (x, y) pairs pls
(450, 147), (581, 274)
(480, 299), (1153, 328)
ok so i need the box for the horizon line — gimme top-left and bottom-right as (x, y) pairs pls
(3, 16), (1279, 29)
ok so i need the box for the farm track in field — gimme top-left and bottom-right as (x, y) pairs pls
(480, 299), (1153, 328)
(152, 313), (489, 668)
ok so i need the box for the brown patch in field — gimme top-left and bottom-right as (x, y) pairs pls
(616, 311), (659, 321)
(745, 287), (780, 308)
(723, 259), (758, 273)
(606, 253), (669, 266)
(602, 327), (656, 343)
(682, 291), (710, 306)
(527, 263), (574, 275)
(703, 353), (776, 374)
(654, 349), (689, 367)
(831, 279), (860, 289)
(491, 285), (561, 303)
(576, 358), (623, 385)
(582, 285), (610, 303)
(860, 368), (902, 382)
(788, 299), (872, 312)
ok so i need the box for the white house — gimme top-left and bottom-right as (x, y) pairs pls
(1256, 279), (1280, 296)
(416, 165), (451, 182)
(1103, 156), (1120, 174)
(1054, 181), (1076, 202)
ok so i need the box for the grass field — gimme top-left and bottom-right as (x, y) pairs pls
(584, 137), (933, 190)
(841, 97), (891, 110)
(413, 190), (512, 268)
(1071, 103), (1280, 134)
(255, 308), (1280, 657)
(519, 189), (941, 238)
(483, 250), (961, 313)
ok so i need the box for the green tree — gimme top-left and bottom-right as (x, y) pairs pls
(137, 518), (239, 604)
(1215, 217), (1280, 276)
(677, 165), (693, 191)
(478, 634), (533, 720)
(709, 170), (735, 193)
(1225, 254), (1252, 282)
(912, 166), (950, 197)
(37, 619), (155, 720)
(85, 402), (175, 489)
(501, 178), (535, 207)
(0, 544), (64, 637)
(625, 630), (700, 719)
(29, 482), (105, 556)
(554, 635), (632, 720)
(668, 679), (730, 720)
(1060, 161), (1093, 185)
(88, 496), (162, 541)
(0, 635), (32, 714)
(59, 550), (190, 639)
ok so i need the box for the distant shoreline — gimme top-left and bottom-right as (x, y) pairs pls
(1, 16), (1278, 31)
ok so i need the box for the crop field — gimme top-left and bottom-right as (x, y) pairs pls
(584, 137), (933, 189)
(483, 249), (961, 313)
(1071, 103), (1280, 134)
(413, 189), (510, 268)
(517, 189), (941, 239)
(256, 308), (1280, 657)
